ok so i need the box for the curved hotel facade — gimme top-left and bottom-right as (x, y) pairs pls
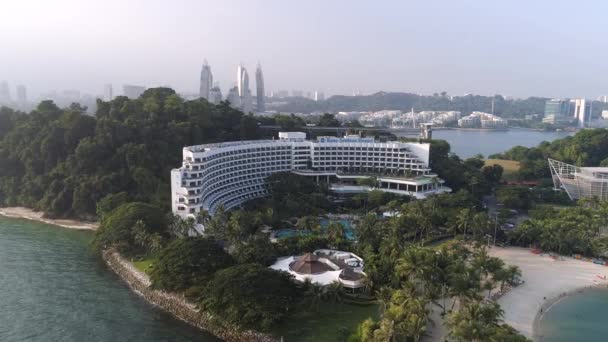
(171, 132), (450, 220)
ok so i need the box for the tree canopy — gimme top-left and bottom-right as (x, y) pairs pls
(149, 237), (234, 291)
(199, 263), (301, 331)
(0, 90), (262, 219)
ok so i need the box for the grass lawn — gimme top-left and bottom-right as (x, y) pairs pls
(276, 302), (379, 341)
(132, 258), (155, 274)
(485, 159), (521, 181)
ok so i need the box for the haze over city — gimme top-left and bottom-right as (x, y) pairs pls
(1, 0), (608, 99)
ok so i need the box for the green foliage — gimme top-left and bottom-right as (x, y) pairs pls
(96, 192), (130, 219)
(496, 186), (532, 209)
(509, 201), (608, 257)
(199, 264), (301, 331)
(92, 202), (166, 253)
(233, 233), (278, 266)
(264, 172), (333, 220)
(149, 237), (234, 291)
(0, 91), (262, 219)
(491, 129), (608, 180)
(317, 113), (341, 127)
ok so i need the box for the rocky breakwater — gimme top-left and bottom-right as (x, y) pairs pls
(102, 249), (279, 342)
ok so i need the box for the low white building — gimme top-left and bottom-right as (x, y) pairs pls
(270, 249), (366, 289)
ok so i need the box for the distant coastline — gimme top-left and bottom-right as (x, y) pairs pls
(0, 207), (98, 230)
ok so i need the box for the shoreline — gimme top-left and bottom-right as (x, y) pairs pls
(0, 207), (98, 230)
(101, 249), (278, 342)
(491, 247), (608, 339)
(531, 285), (602, 340)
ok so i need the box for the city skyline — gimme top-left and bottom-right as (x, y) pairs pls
(2, 1), (608, 100)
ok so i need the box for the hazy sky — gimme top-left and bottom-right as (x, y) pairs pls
(1, 0), (607, 99)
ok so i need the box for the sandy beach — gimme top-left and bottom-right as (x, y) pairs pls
(0, 207), (98, 230)
(490, 247), (608, 339)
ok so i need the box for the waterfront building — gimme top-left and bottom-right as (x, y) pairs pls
(103, 84), (113, 101)
(255, 63), (265, 112)
(209, 86), (222, 104)
(123, 84), (146, 99)
(457, 112), (507, 129)
(270, 249), (366, 290)
(549, 159), (608, 201)
(543, 99), (572, 125)
(572, 99), (592, 128)
(16, 85), (27, 108)
(199, 60), (213, 100)
(602, 110), (608, 120)
(171, 132), (449, 222)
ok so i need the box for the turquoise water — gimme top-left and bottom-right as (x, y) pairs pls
(275, 218), (355, 240)
(537, 287), (608, 342)
(424, 129), (573, 158)
(0, 216), (218, 342)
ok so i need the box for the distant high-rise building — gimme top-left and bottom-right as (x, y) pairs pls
(542, 99), (572, 125)
(199, 59), (213, 100)
(598, 95), (608, 103)
(16, 85), (27, 108)
(209, 86), (222, 104)
(236, 64), (252, 112)
(0, 81), (11, 104)
(292, 90), (303, 97)
(237, 64), (249, 97)
(314, 91), (325, 101)
(123, 84), (146, 99)
(273, 90), (289, 98)
(227, 86), (241, 108)
(103, 84), (113, 101)
(255, 62), (265, 112)
(573, 99), (592, 128)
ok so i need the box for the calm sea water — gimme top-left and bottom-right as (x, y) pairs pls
(0, 216), (218, 342)
(429, 129), (573, 158)
(537, 287), (608, 342)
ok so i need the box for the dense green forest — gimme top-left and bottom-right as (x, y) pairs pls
(490, 128), (608, 180)
(0, 88), (261, 219)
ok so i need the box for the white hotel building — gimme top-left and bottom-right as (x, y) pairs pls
(171, 132), (450, 221)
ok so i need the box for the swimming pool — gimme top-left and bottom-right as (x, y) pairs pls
(273, 219), (356, 240)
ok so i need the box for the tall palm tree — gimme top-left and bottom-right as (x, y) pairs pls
(453, 208), (473, 241)
(304, 282), (326, 312)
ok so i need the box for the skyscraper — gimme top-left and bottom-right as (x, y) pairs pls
(236, 64), (249, 97)
(227, 86), (241, 108)
(199, 59), (213, 100)
(123, 84), (146, 99)
(0, 81), (11, 104)
(16, 85), (27, 108)
(255, 63), (265, 112)
(103, 84), (113, 101)
(209, 85), (222, 104)
(573, 99), (592, 128)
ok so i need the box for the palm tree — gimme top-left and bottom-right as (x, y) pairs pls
(376, 286), (393, 315)
(446, 301), (504, 342)
(453, 208), (473, 241)
(327, 280), (345, 305)
(304, 282), (326, 312)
